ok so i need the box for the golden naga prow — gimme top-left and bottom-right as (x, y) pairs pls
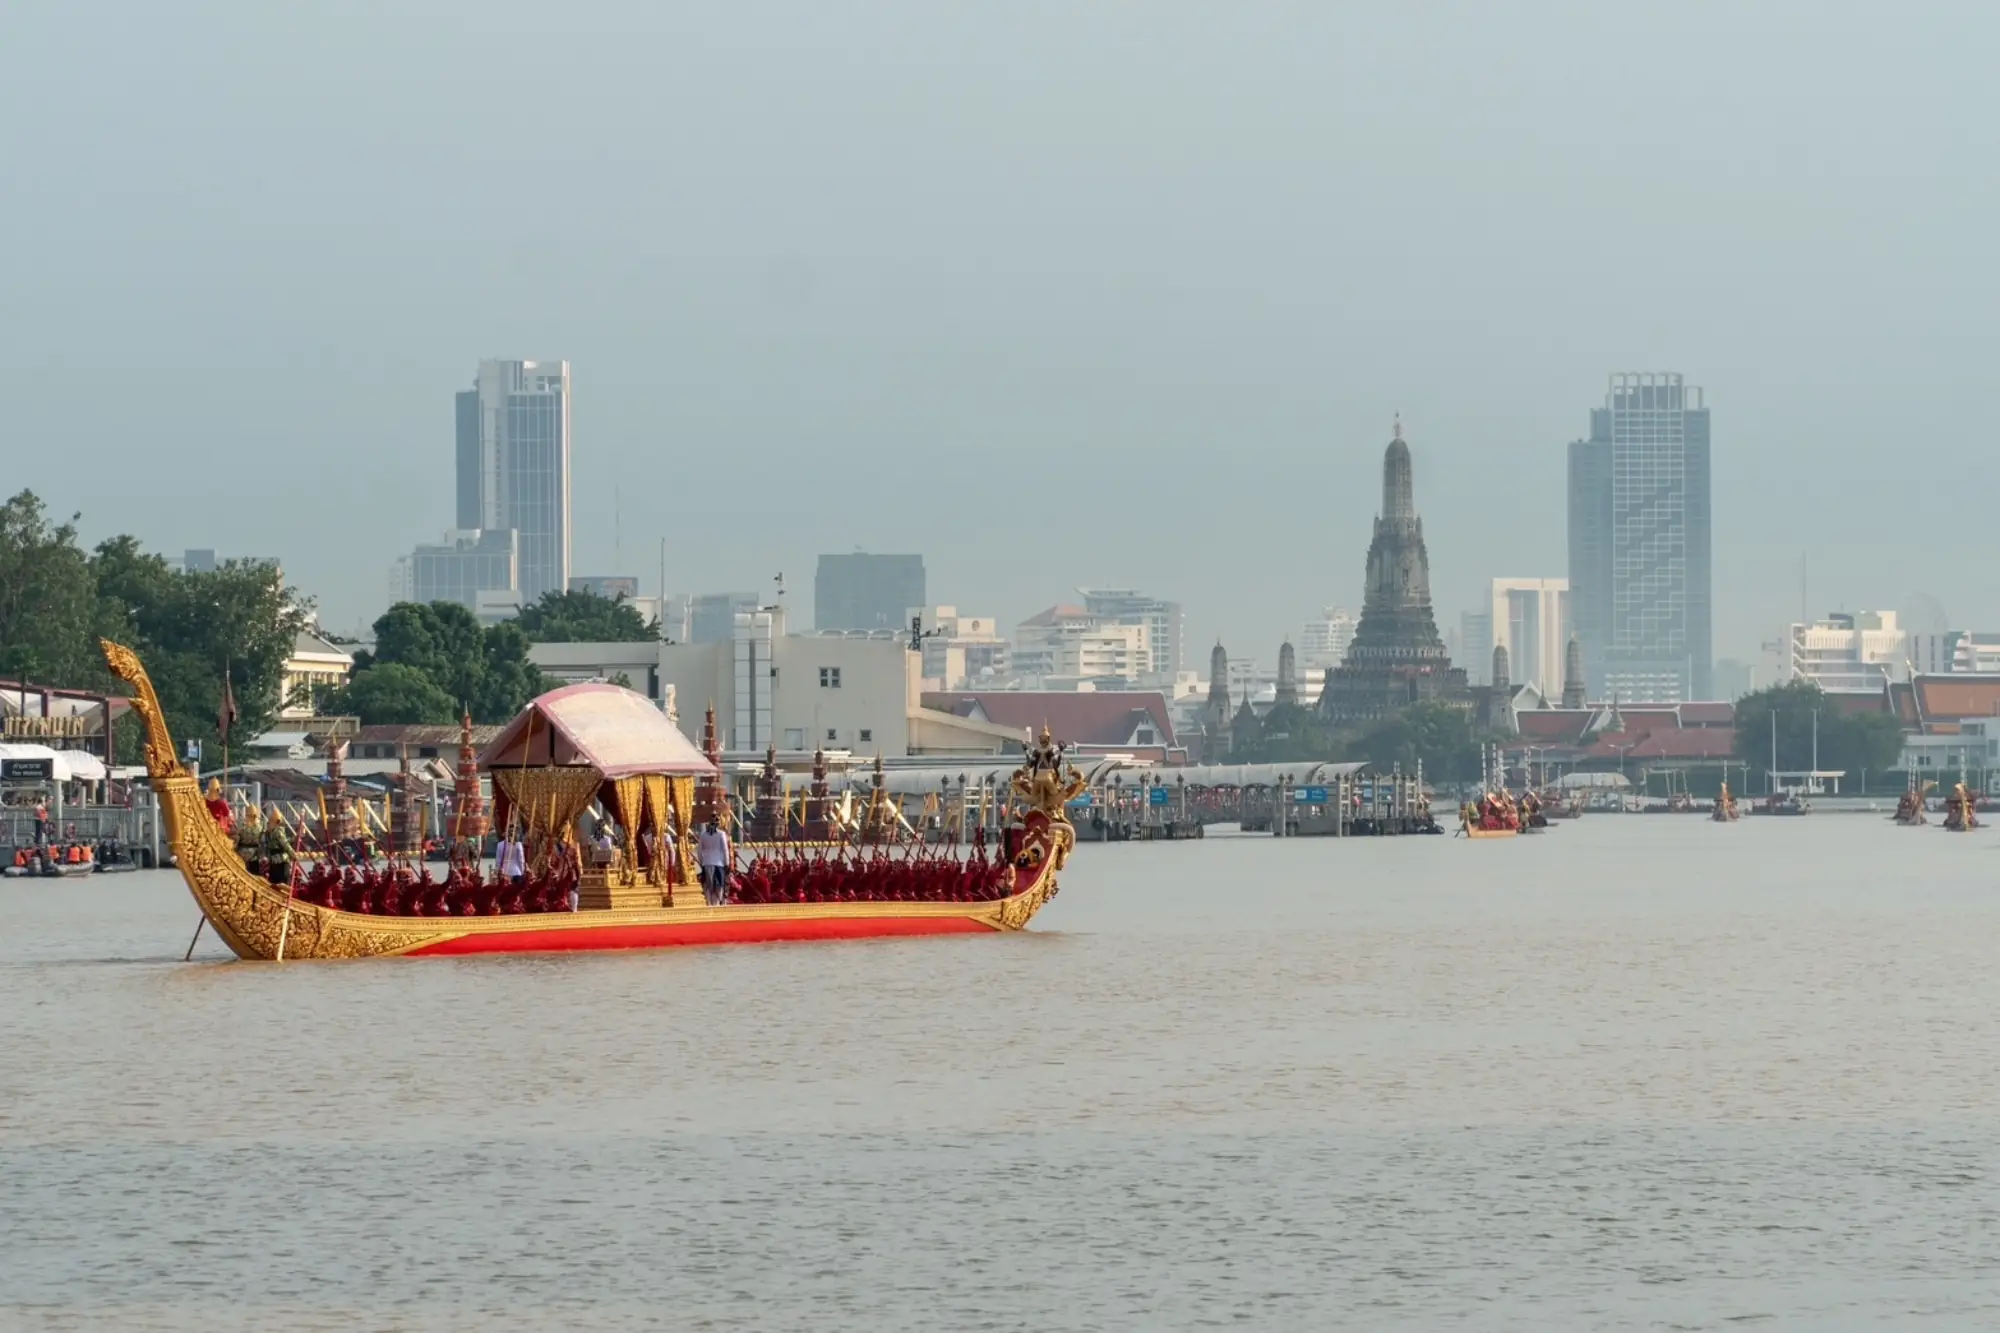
(100, 639), (1078, 961)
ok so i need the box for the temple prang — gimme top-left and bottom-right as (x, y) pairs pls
(1317, 420), (1471, 726)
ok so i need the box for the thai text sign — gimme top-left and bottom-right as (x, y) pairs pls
(4, 715), (93, 739)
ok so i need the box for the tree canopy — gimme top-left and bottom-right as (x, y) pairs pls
(1219, 697), (1492, 782)
(1349, 701), (1486, 783)
(0, 491), (112, 688)
(0, 490), (309, 759)
(331, 662), (458, 726)
(515, 588), (656, 643)
(328, 601), (554, 726)
(1733, 679), (1904, 780)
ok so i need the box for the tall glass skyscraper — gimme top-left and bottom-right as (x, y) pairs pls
(455, 359), (571, 603)
(1567, 373), (1711, 702)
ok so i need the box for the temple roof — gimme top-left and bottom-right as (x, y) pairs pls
(922, 690), (1176, 749)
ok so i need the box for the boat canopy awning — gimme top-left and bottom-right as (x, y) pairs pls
(478, 684), (718, 778)
(55, 750), (108, 781)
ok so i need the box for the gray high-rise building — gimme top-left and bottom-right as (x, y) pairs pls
(1567, 373), (1711, 702)
(814, 553), (926, 632)
(455, 359), (571, 604)
(663, 592), (762, 644)
(411, 529), (520, 613)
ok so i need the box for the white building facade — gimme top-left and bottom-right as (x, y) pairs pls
(1298, 607), (1356, 674)
(1486, 577), (1571, 699)
(1785, 611), (1905, 693)
(1013, 606), (1151, 684)
(1077, 588), (1183, 679)
(528, 607), (1019, 760)
(910, 606), (1009, 689)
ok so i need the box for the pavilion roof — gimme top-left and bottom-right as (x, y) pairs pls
(478, 683), (717, 778)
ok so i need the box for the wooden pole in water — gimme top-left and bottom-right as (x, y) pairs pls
(183, 915), (206, 961)
(275, 898), (292, 962)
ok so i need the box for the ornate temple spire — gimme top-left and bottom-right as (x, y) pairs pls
(805, 745), (831, 839)
(1382, 417), (1416, 523)
(1274, 640), (1299, 708)
(1562, 634), (1587, 709)
(694, 701), (724, 827)
(1203, 640), (1233, 761)
(1487, 644), (1515, 732)
(1207, 640), (1229, 706)
(752, 742), (785, 840)
(454, 707), (488, 844)
(1319, 416), (1461, 725)
(326, 734), (357, 843)
(392, 743), (420, 856)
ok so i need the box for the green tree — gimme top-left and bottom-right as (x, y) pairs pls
(345, 601), (554, 724)
(100, 551), (310, 755)
(363, 601), (488, 705)
(1227, 701), (1340, 763)
(515, 588), (655, 643)
(0, 491), (109, 688)
(472, 621), (549, 721)
(0, 492), (308, 759)
(1734, 680), (1904, 787)
(331, 663), (459, 725)
(1351, 701), (1485, 783)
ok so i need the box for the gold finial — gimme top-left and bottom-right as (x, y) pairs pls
(1392, 413), (1403, 443)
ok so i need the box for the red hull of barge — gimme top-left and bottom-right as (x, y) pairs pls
(406, 913), (996, 956)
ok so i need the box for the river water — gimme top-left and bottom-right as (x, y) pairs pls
(4, 817), (1999, 1330)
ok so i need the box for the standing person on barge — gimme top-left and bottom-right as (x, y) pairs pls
(496, 826), (527, 885)
(698, 819), (732, 906)
(259, 805), (294, 886)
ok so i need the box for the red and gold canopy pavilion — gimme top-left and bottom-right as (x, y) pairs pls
(478, 682), (717, 908)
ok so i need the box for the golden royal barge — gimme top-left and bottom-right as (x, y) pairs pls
(103, 640), (1078, 961)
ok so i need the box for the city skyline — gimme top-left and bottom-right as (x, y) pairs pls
(8, 5), (1993, 663)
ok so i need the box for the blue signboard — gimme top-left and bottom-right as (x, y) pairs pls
(1066, 795), (1093, 809)
(1294, 785), (1329, 805)
(1148, 786), (1170, 807)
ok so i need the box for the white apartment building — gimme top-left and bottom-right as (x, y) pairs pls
(1077, 588), (1183, 678)
(1298, 608), (1356, 673)
(909, 605), (1009, 689)
(1785, 611), (1905, 692)
(1013, 605), (1151, 683)
(528, 606), (1020, 759)
(277, 632), (354, 720)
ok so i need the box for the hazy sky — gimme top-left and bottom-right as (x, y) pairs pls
(5, 1), (1994, 672)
